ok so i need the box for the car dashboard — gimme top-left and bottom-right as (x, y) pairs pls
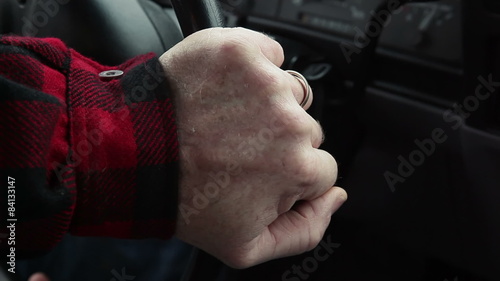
(216, 1), (500, 281)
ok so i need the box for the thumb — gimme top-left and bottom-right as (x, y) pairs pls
(253, 186), (347, 264)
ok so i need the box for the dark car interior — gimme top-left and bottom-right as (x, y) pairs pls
(1, 0), (500, 280)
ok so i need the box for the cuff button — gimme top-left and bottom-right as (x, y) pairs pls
(99, 70), (124, 80)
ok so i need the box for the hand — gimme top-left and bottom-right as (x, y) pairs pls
(160, 27), (347, 268)
(28, 273), (49, 281)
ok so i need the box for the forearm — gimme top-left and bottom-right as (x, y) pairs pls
(0, 35), (179, 257)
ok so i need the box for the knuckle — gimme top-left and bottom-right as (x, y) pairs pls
(279, 108), (311, 137)
(272, 38), (285, 56)
(265, 37), (285, 65)
(213, 41), (249, 68)
(329, 154), (339, 183)
(284, 152), (319, 187)
(253, 68), (283, 93)
(218, 37), (247, 55)
(215, 30), (258, 60)
(312, 121), (325, 148)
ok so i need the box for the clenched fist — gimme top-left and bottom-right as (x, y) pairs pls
(160, 27), (347, 268)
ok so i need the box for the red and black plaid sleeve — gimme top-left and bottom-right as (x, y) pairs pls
(0, 35), (179, 257)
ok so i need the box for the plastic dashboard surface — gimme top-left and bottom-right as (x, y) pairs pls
(223, 0), (462, 66)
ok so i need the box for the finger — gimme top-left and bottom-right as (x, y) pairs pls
(308, 117), (324, 149)
(257, 34), (284, 67)
(285, 70), (314, 110)
(225, 27), (285, 67)
(298, 149), (338, 202)
(28, 273), (50, 281)
(253, 186), (347, 263)
(283, 109), (324, 148)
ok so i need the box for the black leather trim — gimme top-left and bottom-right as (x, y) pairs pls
(139, 0), (183, 51)
(3, 0), (182, 65)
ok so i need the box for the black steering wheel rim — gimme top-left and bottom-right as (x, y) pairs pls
(170, 0), (225, 38)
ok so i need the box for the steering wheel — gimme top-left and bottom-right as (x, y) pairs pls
(170, 0), (225, 37)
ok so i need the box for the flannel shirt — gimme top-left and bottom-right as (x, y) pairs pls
(0, 36), (179, 258)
